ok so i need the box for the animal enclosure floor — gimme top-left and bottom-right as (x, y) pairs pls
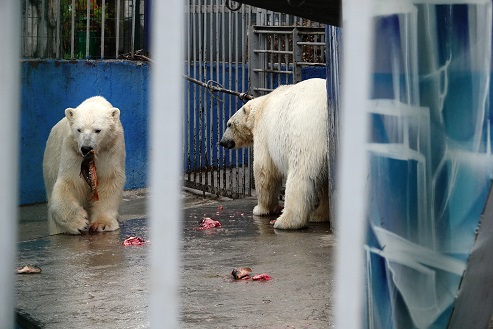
(15, 189), (334, 328)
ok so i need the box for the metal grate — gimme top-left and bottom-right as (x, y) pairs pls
(184, 0), (253, 199)
(184, 0), (326, 199)
(249, 25), (326, 97)
(21, 0), (145, 59)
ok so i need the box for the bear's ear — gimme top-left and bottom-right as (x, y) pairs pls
(242, 104), (252, 115)
(111, 108), (120, 121)
(65, 108), (75, 124)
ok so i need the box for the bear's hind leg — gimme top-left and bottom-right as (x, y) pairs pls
(252, 159), (282, 216)
(273, 174), (315, 230)
(310, 182), (330, 223)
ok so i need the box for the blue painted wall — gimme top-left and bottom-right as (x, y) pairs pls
(21, 60), (149, 205)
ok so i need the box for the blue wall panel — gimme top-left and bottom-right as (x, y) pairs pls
(364, 3), (493, 328)
(20, 60), (149, 205)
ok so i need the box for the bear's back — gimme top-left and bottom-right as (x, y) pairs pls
(261, 78), (328, 172)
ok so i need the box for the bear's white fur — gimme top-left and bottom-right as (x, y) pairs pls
(219, 78), (329, 229)
(43, 96), (126, 234)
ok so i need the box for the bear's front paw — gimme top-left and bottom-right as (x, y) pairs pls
(89, 216), (120, 233)
(273, 212), (307, 230)
(64, 209), (90, 234)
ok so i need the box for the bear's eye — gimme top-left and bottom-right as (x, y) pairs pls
(227, 122), (232, 128)
(95, 129), (101, 133)
(77, 128), (81, 133)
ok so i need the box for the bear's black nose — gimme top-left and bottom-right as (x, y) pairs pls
(219, 139), (235, 149)
(81, 146), (93, 155)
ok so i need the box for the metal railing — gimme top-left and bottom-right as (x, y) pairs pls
(249, 25), (326, 97)
(21, 0), (145, 59)
(184, 0), (325, 199)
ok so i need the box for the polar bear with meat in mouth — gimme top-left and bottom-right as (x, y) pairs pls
(43, 96), (126, 235)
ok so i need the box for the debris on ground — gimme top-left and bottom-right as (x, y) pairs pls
(252, 273), (272, 281)
(16, 265), (42, 274)
(122, 236), (146, 246)
(198, 217), (222, 230)
(231, 268), (272, 281)
(231, 267), (252, 280)
(217, 205), (223, 210)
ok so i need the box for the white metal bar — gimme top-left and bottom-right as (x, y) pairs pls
(131, 0), (136, 57)
(116, 0), (120, 59)
(41, 0), (45, 57)
(192, 0), (198, 184)
(149, 0), (183, 327)
(227, 1), (234, 194)
(334, 0), (373, 329)
(215, 0), (220, 191)
(71, 0), (75, 58)
(56, 0), (60, 58)
(86, 0), (90, 58)
(23, 0), (27, 57)
(205, 0), (210, 190)
(242, 5), (252, 196)
(186, 0), (192, 182)
(198, 0), (204, 185)
(234, 6), (240, 195)
(40, 0), (46, 57)
(0, 1), (20, 327)
(241, 4), (248, 195)
(101, 0), (105, 59)
(221, 0), (227, 191)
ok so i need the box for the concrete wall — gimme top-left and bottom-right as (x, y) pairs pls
(20, 60), (149, 205)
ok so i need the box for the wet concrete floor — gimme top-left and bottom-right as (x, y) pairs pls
(16, 189), (334, 328)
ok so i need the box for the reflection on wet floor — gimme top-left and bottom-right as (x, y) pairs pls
(16, 193), (334, 328)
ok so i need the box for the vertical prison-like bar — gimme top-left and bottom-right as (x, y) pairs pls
(149, 0), (182, 326)
(0, 2), (21, 326)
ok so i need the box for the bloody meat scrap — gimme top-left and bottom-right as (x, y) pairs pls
(231, 267), (272, 281)
(252, 273), (272, 281)
(198, 217), (222, 230)
(122, 236), (146, 246)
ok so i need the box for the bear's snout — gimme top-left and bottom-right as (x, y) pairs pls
(219, 138), (235, 149)
(81, 146), (94, 155)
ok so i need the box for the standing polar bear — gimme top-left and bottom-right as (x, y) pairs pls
(43, 96), (126, 234)
(219, 78), (329, 229)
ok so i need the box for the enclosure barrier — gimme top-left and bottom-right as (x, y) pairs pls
(22, 0), (145, 59)
(184, 0), (325, 198)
